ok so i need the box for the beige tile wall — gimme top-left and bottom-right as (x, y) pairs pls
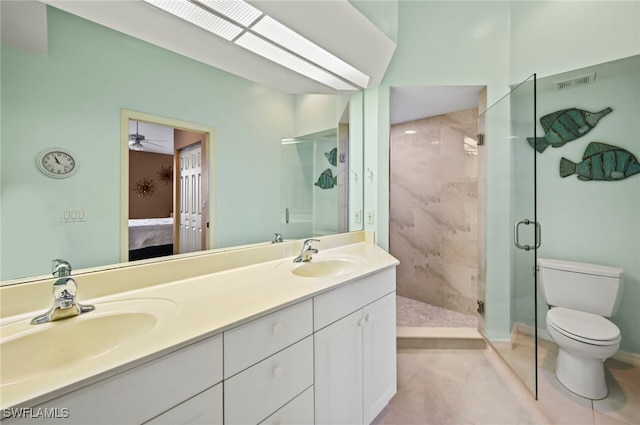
(390, 108), (479, 316)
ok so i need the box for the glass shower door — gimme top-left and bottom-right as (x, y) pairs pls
(481, 74), (539, 397)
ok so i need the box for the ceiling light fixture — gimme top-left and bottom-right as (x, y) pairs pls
(235, 32), (357, 91)
(194, 0), (262, 27)
(144, 0), (243, 40)
(142, 0), (368, 91)
(250, 15), (370, 88)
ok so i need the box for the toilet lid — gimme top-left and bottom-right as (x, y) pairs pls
(547, 307), (621, 345)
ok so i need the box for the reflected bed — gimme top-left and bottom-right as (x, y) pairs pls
(128, 218), (174, 261)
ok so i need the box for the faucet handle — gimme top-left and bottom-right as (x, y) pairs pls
(52, 259), (72, 277)
(303, 238), (320, 249)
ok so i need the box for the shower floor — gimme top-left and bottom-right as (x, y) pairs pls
(396, 295), (478, 327)
(396, 295), (484, 349)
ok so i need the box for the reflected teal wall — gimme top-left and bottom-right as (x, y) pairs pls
(1, 7), (294, 279)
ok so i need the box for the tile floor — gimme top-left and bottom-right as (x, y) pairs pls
(496, 333), (640, 425)
(389, 297), (640, 425)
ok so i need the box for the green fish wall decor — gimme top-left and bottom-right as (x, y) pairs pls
(528, 107), (612, 153)
(325, 148), (337, 166)
(315, 168), (337, 189)
(559, 142), (640, 181)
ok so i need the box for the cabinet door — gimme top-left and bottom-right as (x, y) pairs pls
(314, 310), (363, 425)
(362, 293), (397, 424)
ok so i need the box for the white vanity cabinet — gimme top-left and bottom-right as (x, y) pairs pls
(4, 265), (397, 425)
(223, 300), (314, 425)
(145, 383), (223, 425)
(314, 268), (397, 425)
(7, 335), (223, 425)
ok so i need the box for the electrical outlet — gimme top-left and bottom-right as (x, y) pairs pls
(354, 209), (362, 224)
(366, 210), (374, 225)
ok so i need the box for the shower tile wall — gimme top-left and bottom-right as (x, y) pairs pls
(390, 108), (479, 316)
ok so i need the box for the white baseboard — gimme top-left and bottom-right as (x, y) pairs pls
(512, 321), (640, 367)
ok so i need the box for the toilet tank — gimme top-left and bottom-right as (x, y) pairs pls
(537, 258), (624, 317)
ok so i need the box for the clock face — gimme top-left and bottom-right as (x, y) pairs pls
(37, 148), (78, 178)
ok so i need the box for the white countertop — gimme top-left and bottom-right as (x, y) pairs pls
(0, 240), (398, 409)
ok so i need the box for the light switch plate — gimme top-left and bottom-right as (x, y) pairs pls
(366, 211), (374, 225)
(354, 209), (362, 224)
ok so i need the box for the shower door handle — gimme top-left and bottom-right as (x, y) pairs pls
(514, 219), (541, 251)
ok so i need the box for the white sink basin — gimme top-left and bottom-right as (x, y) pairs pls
(0, 298), (177, 386)
(278, 256), (364, 278)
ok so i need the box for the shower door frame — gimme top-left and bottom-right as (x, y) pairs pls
(480, 74), (539, 399)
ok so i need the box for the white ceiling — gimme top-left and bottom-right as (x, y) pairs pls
(27, 0), (397, 94)
(3, 3), (483, 129)
(390, 85), (485, 125)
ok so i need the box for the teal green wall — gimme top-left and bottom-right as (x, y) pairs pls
(510, 1), (640, 355)
(1, 7), (294, 279)
(532, 57), (640, 354)
(364, 0), (512, 340)
(366, 1), (640, 354)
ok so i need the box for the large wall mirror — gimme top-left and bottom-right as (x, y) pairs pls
(0, 5), (364, 284)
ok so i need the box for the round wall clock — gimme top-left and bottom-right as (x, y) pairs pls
(36, 148), (79, 178)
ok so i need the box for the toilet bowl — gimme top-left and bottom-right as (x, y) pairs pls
(546, 307), (621, 399)
(537, 258), (623, 400)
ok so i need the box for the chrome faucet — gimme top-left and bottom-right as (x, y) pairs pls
(271, 233), (284, 244)
(31, 259), (95, 325)
(294, 239), (320, 263)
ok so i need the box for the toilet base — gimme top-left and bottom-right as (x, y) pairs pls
(555, 348), (608, 400)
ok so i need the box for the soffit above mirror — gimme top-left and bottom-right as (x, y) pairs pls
(13, 0), (395, 94)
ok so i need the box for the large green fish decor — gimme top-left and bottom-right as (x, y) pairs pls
(324, 148), (338, 166)
(315, 168), (337, 189)
(528, 107), (612, 153)
(560, 142), (640, 181)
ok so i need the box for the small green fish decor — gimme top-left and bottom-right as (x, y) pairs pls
(528, 107), (612, 153)
(560, 142), (640, 181)
(315, 168), (337, 189)
(324, 148), (338, 166)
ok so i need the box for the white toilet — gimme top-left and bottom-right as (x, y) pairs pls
(537, 258), (623, 400)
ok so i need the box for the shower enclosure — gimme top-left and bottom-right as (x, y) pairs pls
(280, 127), (347, 239)
(481, 74), (539, 398)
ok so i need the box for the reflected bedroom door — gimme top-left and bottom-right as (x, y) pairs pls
(177, 142), (204, 254)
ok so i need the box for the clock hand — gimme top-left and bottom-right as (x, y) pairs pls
(54, 156), (61, 164)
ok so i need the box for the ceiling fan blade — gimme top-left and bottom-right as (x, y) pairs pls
(143, 141), (166, 148)
(143, 138), (167, 143)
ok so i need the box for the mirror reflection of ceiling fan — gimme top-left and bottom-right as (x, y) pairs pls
(128, 121), (168, 151)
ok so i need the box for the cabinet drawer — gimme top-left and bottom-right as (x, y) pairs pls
(16, 335), (223, 425)
(145, 383), (222, 425)
(224, 336), (314, 425)
(260, 386), (314, 425)
(314, 267), (395, 331)
(224, 299), (312, 378)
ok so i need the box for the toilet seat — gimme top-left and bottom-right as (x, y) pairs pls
(547, 307), (621, 346)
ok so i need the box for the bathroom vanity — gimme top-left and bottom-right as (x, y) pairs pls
(0, 232), (398, 425)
